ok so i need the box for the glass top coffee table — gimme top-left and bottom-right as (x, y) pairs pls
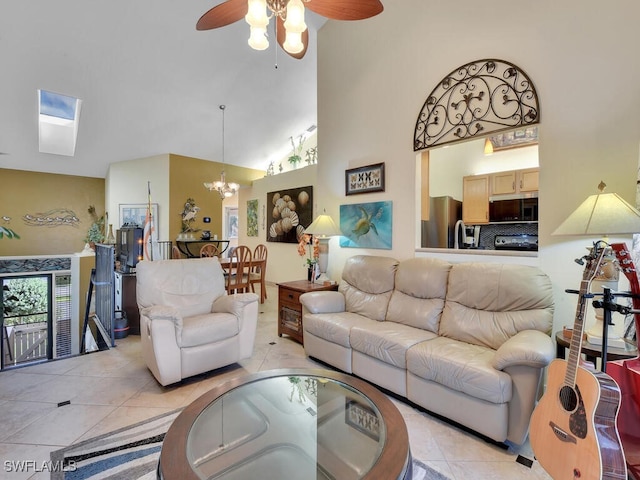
(159, 369), (411, 480)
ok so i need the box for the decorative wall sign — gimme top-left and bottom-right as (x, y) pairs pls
(267, 186), (313, 243)
(22, 208), (79, 227)
(247, 199), (258, 237)
(339, 201), (392, 250)
(345, 399), (380, 441)
(345, 162), (385, 196)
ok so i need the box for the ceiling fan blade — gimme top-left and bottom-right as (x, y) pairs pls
(196, 0), (248, 30)
(305, 0), (383, 20)
(276, 16), (308, 60)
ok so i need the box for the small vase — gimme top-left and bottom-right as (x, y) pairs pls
(106, 224), (116, 245)
(307, 266), (313, 282)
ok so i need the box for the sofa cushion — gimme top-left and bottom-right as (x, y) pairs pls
(304, 312), (374, 348)
(339, 255), (398, 321)
(350, 322), (438, 369)
(386, 257), (451, 331)
(439, 263), (554, 350)
(407, 337), (512, 404)
(179, 313), (239, 348)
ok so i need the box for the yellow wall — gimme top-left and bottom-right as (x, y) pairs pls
(168, 154), (264, 241)
(0, 168), (105, 256)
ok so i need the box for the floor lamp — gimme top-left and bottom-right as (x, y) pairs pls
(552, 182), (640, 348)
(304, 212), (342, 284)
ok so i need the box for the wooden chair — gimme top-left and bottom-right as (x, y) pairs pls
(171, 245), (182, 259)
(226, 245), (252, 295)
(200, 243), (220, 258)
(250, 244), (268, 303)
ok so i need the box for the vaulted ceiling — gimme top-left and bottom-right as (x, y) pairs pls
(0, 1), (323, 178)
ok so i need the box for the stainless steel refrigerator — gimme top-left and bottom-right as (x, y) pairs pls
(421, 196), (462, 248)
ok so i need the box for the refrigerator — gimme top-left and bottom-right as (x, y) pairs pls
(421, 196), (462, 248)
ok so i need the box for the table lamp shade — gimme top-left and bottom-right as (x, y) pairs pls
(552, 192), (640, 236)
(304, 214), (342, 237)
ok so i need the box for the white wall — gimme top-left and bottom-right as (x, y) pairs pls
(237, 164), (317, 284)
(317, 0), (640, 336)
(105, 155), (170, 240)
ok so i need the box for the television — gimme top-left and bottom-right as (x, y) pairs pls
(116, 226), (144, 272)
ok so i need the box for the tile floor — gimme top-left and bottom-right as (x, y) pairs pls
(0, 283), (552, 480)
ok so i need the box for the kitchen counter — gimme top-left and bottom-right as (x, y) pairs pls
(415, 247), (539, 267)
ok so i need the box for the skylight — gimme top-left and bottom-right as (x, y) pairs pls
(38, 89), (82, 156)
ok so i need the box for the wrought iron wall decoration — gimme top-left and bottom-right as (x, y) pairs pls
(413, 59), (539, 150)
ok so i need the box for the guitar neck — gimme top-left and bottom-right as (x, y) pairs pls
(611, 242), (640, 337)
(566, 279), (591, 385)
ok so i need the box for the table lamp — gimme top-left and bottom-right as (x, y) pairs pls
(553, 181), (640, 347)
(304, 211), (342, 284)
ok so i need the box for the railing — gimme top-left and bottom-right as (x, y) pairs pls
(2, 320), (48, 366)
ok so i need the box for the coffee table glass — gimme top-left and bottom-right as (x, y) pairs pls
(159, 369), (411, 480)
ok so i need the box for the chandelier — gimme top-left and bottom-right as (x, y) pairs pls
(204, 105), (240, 199)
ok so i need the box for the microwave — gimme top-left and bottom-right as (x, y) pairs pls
(489, 194), (538, 222)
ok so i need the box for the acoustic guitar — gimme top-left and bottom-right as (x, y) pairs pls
(608, 242), (640, 479)
(530, 241), (627, 480)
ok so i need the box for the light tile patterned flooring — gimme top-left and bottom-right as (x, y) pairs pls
(0, 283), (551, 480)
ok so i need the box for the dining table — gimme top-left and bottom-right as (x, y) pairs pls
(175, 239), (230, 258)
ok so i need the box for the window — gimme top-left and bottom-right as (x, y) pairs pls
(38, 89), (82, 156)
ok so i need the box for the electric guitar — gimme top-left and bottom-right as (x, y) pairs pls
(608, 242), (640, 479)
(530, 242), (627, 480)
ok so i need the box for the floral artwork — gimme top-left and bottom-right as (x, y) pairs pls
(267, 186), (313, 243)
(339, 201), (392, 250)
(247, 199), (258, 237)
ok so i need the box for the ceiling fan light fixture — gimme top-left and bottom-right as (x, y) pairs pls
(284, 0), (306, 33)
(248, 26), (269, 50)
(283, 30), (304, 54)
(246, 0), (269, 27)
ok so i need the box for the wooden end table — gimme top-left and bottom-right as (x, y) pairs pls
(277, 280), (339, 345)
(555, 330), (638, 366)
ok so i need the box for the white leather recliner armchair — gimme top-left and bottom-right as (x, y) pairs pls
(136, 257), (259, 386)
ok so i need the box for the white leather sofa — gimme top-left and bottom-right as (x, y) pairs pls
(299, 255), (555, 445)
(136, 257), (259, 386)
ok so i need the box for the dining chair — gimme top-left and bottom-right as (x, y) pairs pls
(200, 243), (220, 258)
(249, 244), (268, 303)
(171, 245), (182, 259)
(227, 245), (252, 295)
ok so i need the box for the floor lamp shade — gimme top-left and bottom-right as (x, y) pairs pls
(552, 192), (640, 236)
(552, 185), (640, 347)
(304, 214), (341, 283)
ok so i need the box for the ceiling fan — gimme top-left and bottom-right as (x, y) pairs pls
(197, 0), (384, 59)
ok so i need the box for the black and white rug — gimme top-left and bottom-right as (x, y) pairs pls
(51, 409), (449, 480)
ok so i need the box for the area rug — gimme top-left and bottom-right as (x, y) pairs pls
(51, 409), (449, 480)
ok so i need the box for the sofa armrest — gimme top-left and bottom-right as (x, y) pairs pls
(299, 291), (346, 314)
(212, 293), (259, 316)
(492, 330), (555, 370)
(140, 305), (182, 326)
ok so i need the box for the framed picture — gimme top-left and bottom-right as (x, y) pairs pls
(345, 162), (385, 196)
(267, 186), (313, 243)
(119, 203), (158, 231)
(339, 201), (392, 250)
(345, 399), (380, 441)
(490, 126), (538, 152)
(247, 199), (259, 237)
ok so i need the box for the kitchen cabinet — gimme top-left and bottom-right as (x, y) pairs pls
(462, 174), (489, 224)
(490, 168), (539, 195)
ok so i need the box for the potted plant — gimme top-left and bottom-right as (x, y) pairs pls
(287, 135), (303, 168)
(84, 205), (105, 248)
